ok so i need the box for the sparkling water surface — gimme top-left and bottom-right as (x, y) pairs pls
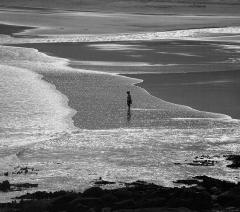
(0, 28), (240, 202)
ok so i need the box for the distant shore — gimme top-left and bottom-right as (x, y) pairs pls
(1, 7), (240, 37)
(1, 0), (240, 15)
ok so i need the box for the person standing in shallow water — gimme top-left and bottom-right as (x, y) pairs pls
(127, 91), (132, 113)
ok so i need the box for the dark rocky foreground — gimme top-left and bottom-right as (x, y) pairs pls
(224, 155), (240, 169)
(0, 180), (38, 192)
(1, 175), (240, 212)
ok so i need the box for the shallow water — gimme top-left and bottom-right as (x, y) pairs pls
(0, 26), (240, 202)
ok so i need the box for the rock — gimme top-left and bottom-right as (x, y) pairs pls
(173, 179), (199, 185)
(174, 162), (182, 165)
(217, 186), (240, 207)
(193, 185), (206, 192)
(210, 186), (221, 195)
(187, 160), (216, 166)
(149, 188), (172, 199)
(21, 199), (51, 212)
(0, 180), (10, 192)
(12, 182), (38, 191)
(211, 194), (218, 201)
(113, 189), (133, 200)
(125, 180), (151, 187)
(114, 199), (135, 209)
(101, 193), (119, 205)
(135, 197), (166, 208)
(225, 155), (240, 169)
(125, 181), (159, 192)
(12, 166), (39, 175)
(69, 202), (89, 212)
(52, 192), (79, 204)
(193, 175), (236, 191)
(51, 193), (79, 211)
(102, 207), (112, 212)
(88, 208), (97, 212)
(70, 197), (102, 208)
(3, 175), (240, 211)
(167, 197), (192, 209)
(113, 207), (193, 212)
(83, 187), (104, 197)
(167, 189), (212, 210)
(94, 179), (115, 185)
(195, 155), (211, 159)
(17, 190), (67, 200)
(189, 191), (212, 209)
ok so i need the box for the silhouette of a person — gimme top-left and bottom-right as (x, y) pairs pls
(127, 91), (132, 113)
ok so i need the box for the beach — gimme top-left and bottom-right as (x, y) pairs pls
(126, 70), (240, 119)
(0, 4), (240, 206)
(18, 39), (240, 119)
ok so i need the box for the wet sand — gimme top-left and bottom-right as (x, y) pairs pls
(15, 40), (240, 119)
(0, 23), (33, 35)
(126, 70), (240, 119)
(15, 40), (240, 75)
(42, 70), (227, 130)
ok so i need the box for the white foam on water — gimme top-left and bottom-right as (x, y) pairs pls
(199, 35), (240, 43)
(218, 44), (240, 54)
(0, 45), (110, 75)
(177, 80), (233, 85)
(131, 108), (164, 111)
(157, 51), (201, 57)
(0, 154), (20, 172)
(171, 117), (236, 122)
(0, 45), (82, 191)
(71, 60), (170, 67)
(220, 44), (240, 50)
(1, 26), (240, 44)
(12, 125), (237, 199)
(0, 62), (76, 148)
(88, 43), (152, 51)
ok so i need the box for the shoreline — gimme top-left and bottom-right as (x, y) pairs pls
(0, 23), (34, 35)
(3, 24), (232, 131)
(0, 23), (77, 132)
(38, 73), (78, 131)
(39, 62), (231, 130)
(13, 39), (240, 120)
(124, 70), (240, 120)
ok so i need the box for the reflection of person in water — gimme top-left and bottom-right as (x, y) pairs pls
(126, 91), (132, 122)
(127, 91), (132, 113)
